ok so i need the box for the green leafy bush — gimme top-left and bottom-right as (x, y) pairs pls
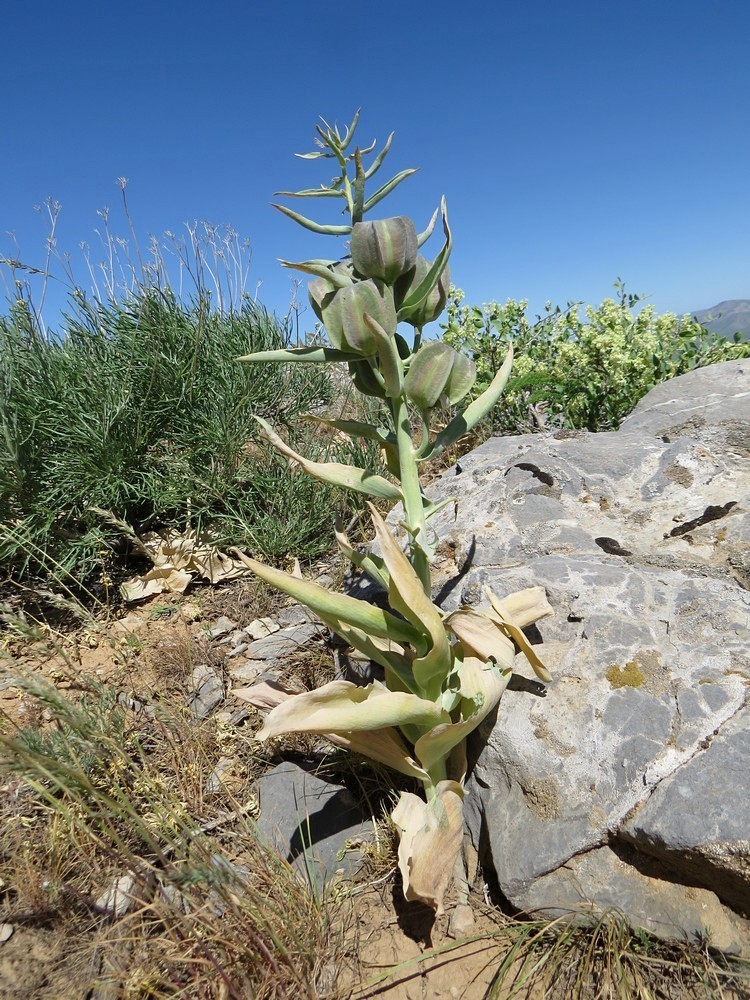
(0, 290), (345, 599)
(442, 282), (750, 434)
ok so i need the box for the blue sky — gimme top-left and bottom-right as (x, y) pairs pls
(2, 0), (749, 333)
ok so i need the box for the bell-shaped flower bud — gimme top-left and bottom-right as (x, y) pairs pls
(309, 277), (335, 323)
(351, 217), (418, 285)
(321, 279), (397, 354)
(396, 256), (451, 328)
(404, 341), (476, 412)
(308, 261), (354, 322)
(348, 359), (388, 399)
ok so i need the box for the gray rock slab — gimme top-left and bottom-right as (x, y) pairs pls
(255, 762), (373, 892)
(375, 362), (750, 945)
(245, 622), (325, 661)
(515, 844), (750, 956)
(620, 358), (750, 441)
(622, 706), (750, 915)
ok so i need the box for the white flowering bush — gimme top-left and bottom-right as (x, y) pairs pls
(442, 282), (750, 433)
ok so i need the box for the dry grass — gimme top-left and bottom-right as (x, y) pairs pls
(0, 628), (351, 998)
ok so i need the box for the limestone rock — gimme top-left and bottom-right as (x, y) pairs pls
(622, 708), (750, 916)
(517, 844), (749, 955)
(415, 360), (750, 951)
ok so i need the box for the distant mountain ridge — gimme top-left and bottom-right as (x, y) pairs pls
(692, 299), (750, 339)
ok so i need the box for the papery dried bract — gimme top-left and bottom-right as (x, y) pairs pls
(391, 781), (464, 913)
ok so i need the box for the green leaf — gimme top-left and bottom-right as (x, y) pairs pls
(416, 206), (439, 248)
(302, 414), (396, 445)
(397, 198), (452, 316)
(368, 504), (452, 696)
(230, 552), (421, 647)
(338, 108), (361, 151)
(414, 654), (512, 771)
(272, 203), (351, 236)
(274, 187), (346, 199)
(364, 131), (394, 180)
(278, 259), (353, 286)
(362, 313), (403, 397)
(256, 416), (403, 502)
(256, 679), (445, 740)
(323, 616), (417, 692)
(237, 346), (361, 364)
(362, 169), (419, 214)
(334, 522), (391, 590)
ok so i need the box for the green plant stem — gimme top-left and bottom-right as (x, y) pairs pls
(391, 392), (431, 594)
(424, 761), (447, 801)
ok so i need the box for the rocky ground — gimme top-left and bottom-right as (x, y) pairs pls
(2, 360), (750, 997)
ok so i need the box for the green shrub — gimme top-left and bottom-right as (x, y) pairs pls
(442, 282), (750, 434)
(0, 289), (348, 601)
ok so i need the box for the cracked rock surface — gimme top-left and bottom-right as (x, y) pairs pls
(423, 359), (750, 952)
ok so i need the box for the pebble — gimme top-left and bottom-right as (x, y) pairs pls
(204, 756), (239, 795)
(275, 605), (312, 628)
(95, 874), (137, 917)
(226, 642), (249, 659)
(208, 616), (237, 639)
(158, 882), (188, 914)
(245, 617), (281, 639)
(244, 622), (324, 661)
(188, 664), (225, 720)
(180, 602), (202, 623)
(229, 661), (264, 682)
(447, 903), (475, 939)
(0, 923), (13, 944)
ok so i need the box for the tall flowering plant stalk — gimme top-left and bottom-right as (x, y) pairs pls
(235, 112), (552, 912)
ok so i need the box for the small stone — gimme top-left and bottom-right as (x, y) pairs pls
(448, 904), (475, 939)
(226, 642), (249, 658)
(181, 602), (202, 623)
(276, 605), (312, 628)
(314, 573), (334, 589)
(158, 882), (188, 913)
(208, 616), (237, 639)
(229, 661), (264, 682)
(0, 923), (13, 943)
(221, 629), (246, 647)
(204, 756), (241, 795)
(188, 664), (225, 720)
(244, 617), (280, 639)
(95, 874), (137, 917)
(214, 707), (250, 727)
